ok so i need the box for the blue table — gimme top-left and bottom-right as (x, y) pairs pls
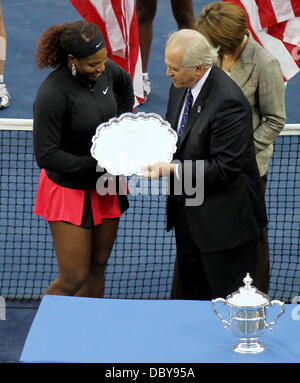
(20, 295), (300, 363)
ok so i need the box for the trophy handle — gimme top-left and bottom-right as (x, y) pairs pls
(212, 298), (230, 329)
(266, 300), (285, 330)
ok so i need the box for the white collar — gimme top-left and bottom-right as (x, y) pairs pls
(190, 67), (211, 103)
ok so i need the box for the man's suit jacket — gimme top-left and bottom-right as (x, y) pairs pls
(166, 66), (267, 253)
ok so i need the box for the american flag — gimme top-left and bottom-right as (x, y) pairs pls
(224, 0), (300, 81)
(70, 0), (144, 106)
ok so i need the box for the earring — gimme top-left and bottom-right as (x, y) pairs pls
(71, 63), (77, 76)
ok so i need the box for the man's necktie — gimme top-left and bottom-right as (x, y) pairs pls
(178, 89), (193, 143)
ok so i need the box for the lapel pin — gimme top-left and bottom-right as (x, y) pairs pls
(197, 105), (202, 113)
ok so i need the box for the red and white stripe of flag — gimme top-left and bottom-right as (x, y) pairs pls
(224, 0), (300, 81)
(256, 0), (300, 27)
(70, 0), (144, 106)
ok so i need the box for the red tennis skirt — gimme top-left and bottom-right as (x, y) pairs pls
(34, 169), (122, 227)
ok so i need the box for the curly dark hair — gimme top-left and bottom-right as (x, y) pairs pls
(35, 20), (100, 69)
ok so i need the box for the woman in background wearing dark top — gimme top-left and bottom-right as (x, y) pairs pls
(33, 21), (134, 298)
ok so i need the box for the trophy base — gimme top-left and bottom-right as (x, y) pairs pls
(234, 341), (265, 354)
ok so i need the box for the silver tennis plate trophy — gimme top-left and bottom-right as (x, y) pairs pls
(91, 112), (178, 176)
(212, 274), (285, 354)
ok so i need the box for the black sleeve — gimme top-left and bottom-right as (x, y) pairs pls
(33, 83), (97, 173)
(106, 59), (135, 115)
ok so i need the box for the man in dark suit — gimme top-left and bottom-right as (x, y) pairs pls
(143, 29), (267, 300)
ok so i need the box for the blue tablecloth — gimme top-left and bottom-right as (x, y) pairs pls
(20, 295), (300, 363)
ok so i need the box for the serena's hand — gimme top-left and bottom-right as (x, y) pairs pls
(140, 162), (176, 178)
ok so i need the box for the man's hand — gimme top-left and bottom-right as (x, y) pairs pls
(140, 161), (176, 178)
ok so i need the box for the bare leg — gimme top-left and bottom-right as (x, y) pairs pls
(75, 218), (120, 298)
(136, 0), (157, 73)
(171, 0), (195, 29)
(0, 1), (10, 109)
(0, 0), (6, 76)
(45, 221), (92, 296)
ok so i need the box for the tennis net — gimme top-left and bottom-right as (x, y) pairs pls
(0, 119), (299, 302)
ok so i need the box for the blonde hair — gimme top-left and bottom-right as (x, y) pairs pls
(166, 29), (219, 68)
(195, 2), (247, 55)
